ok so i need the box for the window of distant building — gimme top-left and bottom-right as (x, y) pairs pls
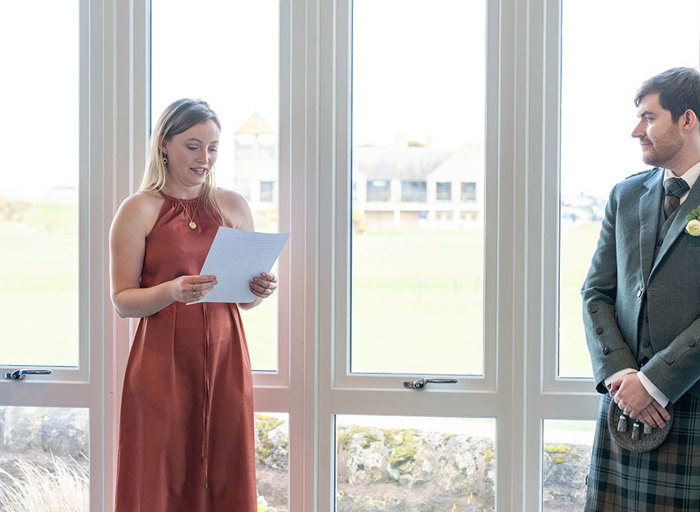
(401, 180), (427, 202)
(366, 180), (391, 202)
(236, 145), (252, 159)
(260, 181), (275, 202)
(260, 144), (275, 159)
(461, 182), (476, 202)
(436, 182), (452, 202)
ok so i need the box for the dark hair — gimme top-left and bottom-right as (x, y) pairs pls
(635, 67), (700, 123)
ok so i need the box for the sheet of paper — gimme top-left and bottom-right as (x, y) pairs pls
(189, 227), (290, 304)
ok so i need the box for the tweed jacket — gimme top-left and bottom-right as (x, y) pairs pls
(582, 167), (700, 403)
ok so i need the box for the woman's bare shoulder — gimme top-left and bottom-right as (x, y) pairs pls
(216, 187), (253, 230)
(121, 190), (163, 209)
(216, 187), (248, 207)
(113, 190), (165, 235)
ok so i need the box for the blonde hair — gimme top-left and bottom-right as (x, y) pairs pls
(140, 98), (228, 226)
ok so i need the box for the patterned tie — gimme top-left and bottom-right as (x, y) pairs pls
(663, 177), (689, 218)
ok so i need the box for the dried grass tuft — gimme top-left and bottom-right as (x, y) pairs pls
(0, 456), (88, 512)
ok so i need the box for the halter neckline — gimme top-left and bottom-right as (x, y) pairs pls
(159, 190), (202, 203)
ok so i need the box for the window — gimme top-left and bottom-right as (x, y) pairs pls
(366, 180), (391, 202)
(334, 0), (491, 508)
(461, 182), (476, 202)
(400, 180), (427, 203)
(0, 2), (80, 368)
(236, 144), (253, 160)
(260, 181), (275, 203)
(436, 181), (452, 202)
(0, 2), (106, 508)
(352, 0), (486, 374)
(336, 415), (495, 510)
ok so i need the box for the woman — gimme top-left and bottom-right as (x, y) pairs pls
(110, 98), (276, 511)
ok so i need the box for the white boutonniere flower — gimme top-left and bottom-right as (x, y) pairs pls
(686, 207), (700, 236)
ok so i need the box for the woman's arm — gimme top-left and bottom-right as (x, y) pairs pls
(109, 193), (217, 318)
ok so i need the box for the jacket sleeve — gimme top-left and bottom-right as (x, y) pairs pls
(581, 184), (639, 394)
(641, 316), (700, 402)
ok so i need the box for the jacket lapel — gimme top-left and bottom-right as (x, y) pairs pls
(639, 169), (663, 285)
(650, 174), (700, 281)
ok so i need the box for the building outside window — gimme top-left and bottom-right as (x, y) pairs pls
(436, 181), (452, 202)
(401, 180), (427, 202)
(366, 180), (391, 202)
(461, 182), (476, 202)
(260, 181), (275, 202)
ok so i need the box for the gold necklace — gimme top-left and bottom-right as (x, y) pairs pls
(174, 197), (200, 229)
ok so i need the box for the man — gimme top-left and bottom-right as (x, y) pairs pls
(582, 67), (700, 511)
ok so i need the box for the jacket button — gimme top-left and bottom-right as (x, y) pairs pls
(667, 356), (676, 364)
(642, 341), (650, 348)
(588, 305), (598, 313)
(637, 289), (643, 298)
(596, 327), (604, 335)
(657, 240), (663, 247)
(603, 346), (610, 355)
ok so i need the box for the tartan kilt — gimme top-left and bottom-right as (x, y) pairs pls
(585, 392), (700, 511)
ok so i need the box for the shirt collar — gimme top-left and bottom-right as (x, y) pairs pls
(664, 160), (700, 190)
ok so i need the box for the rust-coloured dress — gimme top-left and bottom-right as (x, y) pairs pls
(115, 193), (256, 511)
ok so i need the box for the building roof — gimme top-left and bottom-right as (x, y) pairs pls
(353, 146), (452, 181)
(235, 113), (276, 135)
(429, 144), (483, 180)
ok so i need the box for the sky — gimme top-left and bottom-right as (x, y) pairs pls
(560, 0), (700, 196)
(1, 0), (699, 199)
(0, 0), (80, 198)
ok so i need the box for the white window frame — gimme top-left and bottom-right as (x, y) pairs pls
(0, 0), (121, 510)
(316, 0), (601, 510)
(523, 0), (600, 509)
(316, 0), (510, 510)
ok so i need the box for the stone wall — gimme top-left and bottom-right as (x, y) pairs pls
(0, 409), (592, 512)
(255, 421), (592, 512)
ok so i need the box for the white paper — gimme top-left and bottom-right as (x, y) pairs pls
(189, 227), (290, 304)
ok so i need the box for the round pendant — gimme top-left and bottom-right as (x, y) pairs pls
(189, 221), (197, 229)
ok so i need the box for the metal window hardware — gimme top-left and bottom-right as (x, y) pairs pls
(403, 378), (458, 389)
(3, 369), (52, 381)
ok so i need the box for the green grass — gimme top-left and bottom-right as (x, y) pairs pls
(241, 294), (278, 371)
(0, 201), (602, 378)
(351, 229), (483, 375)
(559, 223), (600, 378)
(0, 202), (79, 367)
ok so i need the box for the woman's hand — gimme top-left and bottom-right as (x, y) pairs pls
(249, 272), (277, 299)
(172, 275), (218, 303)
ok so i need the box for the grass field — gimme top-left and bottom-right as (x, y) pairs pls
(351, 229), (484, 375)
(0, 201), (601, 378)
(0, 202), (79, 367)
(559, 223), (600, 378)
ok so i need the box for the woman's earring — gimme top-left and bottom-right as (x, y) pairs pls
(162, 153), (168, 165)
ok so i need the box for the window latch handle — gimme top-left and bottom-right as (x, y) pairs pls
(403, 378), (458, 389)
(3, 369), (52, 381)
